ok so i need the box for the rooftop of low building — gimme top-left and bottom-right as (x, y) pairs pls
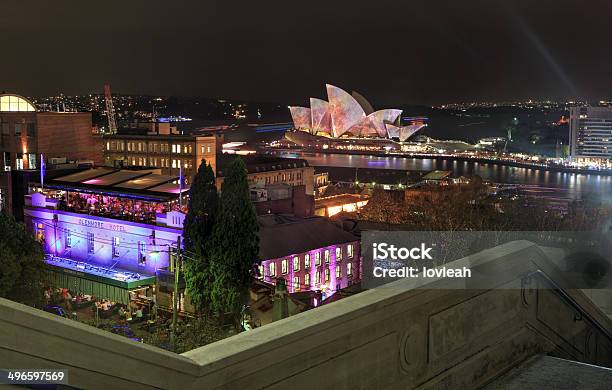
(257, 215), (358, 259)
(217, 154), (309, 177)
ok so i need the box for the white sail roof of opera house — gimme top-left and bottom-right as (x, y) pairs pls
(310, 97), (331, 135)
(288, 106), (311, 131)
(288, 84), (426, 142)
(326, 84), (366, 137)
(0, 94), (37, 112)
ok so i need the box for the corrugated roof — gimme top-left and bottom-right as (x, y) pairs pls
(45, 168), (186, 200)
(81, 170), (154, 186)
(53, 168), (115, 182)
(147, 182), (190, 195)
(116, 174), (176, 190)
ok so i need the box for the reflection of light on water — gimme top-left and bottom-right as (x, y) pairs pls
(297, 153), (609, 201)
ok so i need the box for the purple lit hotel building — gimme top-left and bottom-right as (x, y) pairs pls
(257, 215), (361, 299)
(23, 167), (361, 306)
(24, 167), (187, 304)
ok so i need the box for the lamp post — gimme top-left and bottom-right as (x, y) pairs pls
(170, 236), (181, 347)
(150, 240), (197, 349)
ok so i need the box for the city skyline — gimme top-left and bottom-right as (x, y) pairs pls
(3, 1), (612, 105)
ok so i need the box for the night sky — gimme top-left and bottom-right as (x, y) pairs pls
(2, 0), (612, 105)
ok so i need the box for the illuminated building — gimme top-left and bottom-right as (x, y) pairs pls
(288, 84), (426, 142)
(102, 131), (220, 184)
(24, 167), (187, 304)
(217, 155), (315, 195)
(0, 94), (101, 171)
(314, 194), (369, 217)
(569, 106), (612, 166)
(257, 215), (361, 299)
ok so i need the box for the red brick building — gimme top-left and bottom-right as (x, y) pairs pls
(0, 94), (102, 171)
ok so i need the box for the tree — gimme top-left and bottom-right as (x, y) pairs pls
(183, 160), (219, 311)
(360, 189), (407, 225)
(207, 157), (259, 323)
(0, 212), (45, 306)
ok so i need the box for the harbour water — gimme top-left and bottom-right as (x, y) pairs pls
(275, 151), (612, 203)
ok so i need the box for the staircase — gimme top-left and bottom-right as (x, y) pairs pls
(484, 355), (612, 389)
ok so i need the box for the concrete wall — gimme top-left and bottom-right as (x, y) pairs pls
(1, 241), (611, 389)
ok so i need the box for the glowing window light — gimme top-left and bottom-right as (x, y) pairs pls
(0, 95), (36, 112)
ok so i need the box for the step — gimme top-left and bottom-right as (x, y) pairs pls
(483, 355), (612, 390)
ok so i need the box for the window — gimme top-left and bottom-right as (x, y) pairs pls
(138, 241), (146, 265)
(336, 247), (342, 261)
(269, 262), (276, 277)
(347, 244), (354, 258)
(315, 251), (321, 266)
(112, 237), (120, 258)
(293, 276), (300, 291)
(336, 265), (341, 279)
(65, 230), (72, 248)
(258, 265), (264, 279)
(281, 259), (288, 274)
(324, 249), (330, 263)
(315, 270), (321, 285)
(14, 123), (21, 136)
(293, 256), (300, 272)
(304, 273), (310, 287)
(15, 154), (23, 170)
(34, 222), (44, 242)
(347, 262), (353, 276)
(325, 268), (330, 282)
(304, 253), (310, 269)
(28, 153), (36, 169)
(27, 123), (35, 137)
(87, 232), (95, 254)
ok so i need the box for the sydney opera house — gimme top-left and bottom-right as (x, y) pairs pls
(288, 84), (426, 143)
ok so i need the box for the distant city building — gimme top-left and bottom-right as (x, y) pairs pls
(569, 106), (612, 165)
(257, 215), (361, 299)
(102, 129), (221, 184)
(0, 94), (102, 171)
(289, 84), (426, 142)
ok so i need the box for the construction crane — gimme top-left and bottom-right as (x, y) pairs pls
(103, 84), (118, 134)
